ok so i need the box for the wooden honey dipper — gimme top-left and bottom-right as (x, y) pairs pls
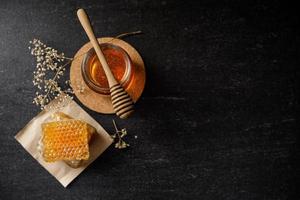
(77, 9), (134, 119)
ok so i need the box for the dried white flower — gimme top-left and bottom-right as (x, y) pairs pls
(71, 80), (86, 94)
(29, 39), (74, 110)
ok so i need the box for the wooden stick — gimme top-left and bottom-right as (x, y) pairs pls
(77, 9), (134, 119)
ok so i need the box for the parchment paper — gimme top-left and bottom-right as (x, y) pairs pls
(14, 97), (113, 187)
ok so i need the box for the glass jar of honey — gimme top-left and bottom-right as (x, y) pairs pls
(81, 43), (133, 94)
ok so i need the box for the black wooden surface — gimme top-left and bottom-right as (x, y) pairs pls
(0, 1), (298, 199)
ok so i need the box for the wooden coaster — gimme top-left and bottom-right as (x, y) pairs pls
(70, 37), (146, 114)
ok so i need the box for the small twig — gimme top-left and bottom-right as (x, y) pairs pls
(107, 30), (143, 44)
(111, 120), (129, 149)
(112, 119), (118, 132)
(115, 30), (142, 39)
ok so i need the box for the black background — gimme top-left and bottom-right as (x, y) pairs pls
(0, 0), (298, 199)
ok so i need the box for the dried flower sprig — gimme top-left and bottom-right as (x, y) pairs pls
(29, 39), (74, 109)
(111, 120), (130, 149)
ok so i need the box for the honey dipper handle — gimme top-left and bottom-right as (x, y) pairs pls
(77, 8), (117, 86)
(77, 8), (134, 119)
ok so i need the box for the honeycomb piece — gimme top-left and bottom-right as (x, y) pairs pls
(41, 120), (90, 162)
(51, 112), (94, 141)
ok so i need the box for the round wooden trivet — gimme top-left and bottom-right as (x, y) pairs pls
(70, 37), (146, 114)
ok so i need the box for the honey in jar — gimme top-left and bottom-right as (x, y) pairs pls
(82, 43), (133, 94)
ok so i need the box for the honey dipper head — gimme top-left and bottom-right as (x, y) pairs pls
(110, 84), (134, 119)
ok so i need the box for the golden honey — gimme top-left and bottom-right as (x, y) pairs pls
(90, 48), (126, 88)
(82, 43), (133, 94)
